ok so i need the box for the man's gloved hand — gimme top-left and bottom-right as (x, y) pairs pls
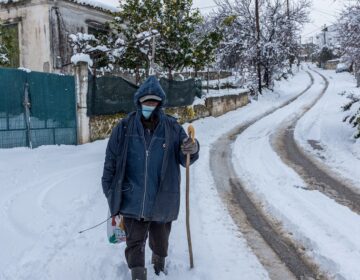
(181, 137), (199, 155)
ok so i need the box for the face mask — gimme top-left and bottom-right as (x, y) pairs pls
(141, 104), (156, 119)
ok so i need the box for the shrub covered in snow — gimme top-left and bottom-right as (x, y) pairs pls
(342, 92), (360, 139)
(69, 32), (116, 70)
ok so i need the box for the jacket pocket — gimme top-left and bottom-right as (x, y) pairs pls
(122, 183), (133, 192)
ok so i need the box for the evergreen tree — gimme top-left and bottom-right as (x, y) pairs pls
(317, 46), (334, 68)
(155, 0), (203, 79)
(109, 0), (162, 83)
(69, 0), (221, 81)
(189, 18), (222, 77)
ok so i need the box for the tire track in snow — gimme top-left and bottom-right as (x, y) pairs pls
(211, 71), (324, 280)
(2, 162), (98, 237)
(273, 70), (360, 215)
(2, 163), (104, 279)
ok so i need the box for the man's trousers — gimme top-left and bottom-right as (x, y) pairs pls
(123, 217), (172, 268)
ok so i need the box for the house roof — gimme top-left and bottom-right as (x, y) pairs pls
(0, 0), (119, 13)
(68, 0), (118, 13)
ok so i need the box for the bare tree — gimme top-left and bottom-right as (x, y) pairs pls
(338, 0), (360, 87)
(210, 0), (310, 92)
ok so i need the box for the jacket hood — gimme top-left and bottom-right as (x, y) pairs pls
(134, 76), (166, 108)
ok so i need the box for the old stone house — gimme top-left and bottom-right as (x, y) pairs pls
(0, 0), (116, 73)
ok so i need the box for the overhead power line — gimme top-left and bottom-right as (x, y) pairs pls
(196, 5), (218, 10)
(312, 7), (340, 18)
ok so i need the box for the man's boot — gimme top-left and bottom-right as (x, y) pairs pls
(152, 253), (166, 275)
(131, 267), (147, 280)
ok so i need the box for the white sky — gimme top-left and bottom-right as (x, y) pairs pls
(101, 0), (347, 42)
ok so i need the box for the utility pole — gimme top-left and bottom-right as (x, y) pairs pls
(255, 0), (262, 94)
(286, 0), (290, 17)
(152, 35), (156, 64)
(150, 34), (156, 75)
(287, 0), (293, 72)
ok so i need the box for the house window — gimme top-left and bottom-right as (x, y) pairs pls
(86, 21), (109, 67)
(0, 23), (20, 68)
(87, 20), (108, 38)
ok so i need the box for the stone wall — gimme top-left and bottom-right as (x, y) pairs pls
(89, 91), (249, 141)
(174, 71), (232, 81)
(90, 113), (127, 141)
(324, 60), (340, 70)
(205, 93), (249, 117)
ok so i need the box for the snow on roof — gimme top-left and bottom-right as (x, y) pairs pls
(70, 0), (119, 13)
(0, 0), (21, 4)
(0, 0), (119, 13)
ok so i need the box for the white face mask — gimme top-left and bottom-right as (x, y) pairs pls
(141, 104), (156, 119)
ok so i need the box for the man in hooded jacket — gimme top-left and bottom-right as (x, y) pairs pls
(102, 76), (199, 280)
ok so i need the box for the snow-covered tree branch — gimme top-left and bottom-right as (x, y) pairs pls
(338, 1), (360, 86)
(338, 0), (360, 138)
(210, 0), (310, 91)
(69, 0), (220, 82)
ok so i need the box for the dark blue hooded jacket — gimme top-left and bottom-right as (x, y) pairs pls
(101, 76), (199, 222)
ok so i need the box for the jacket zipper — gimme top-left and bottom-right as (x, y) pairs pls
(140, 122), (161, 218)
(141, 148), (149, 218)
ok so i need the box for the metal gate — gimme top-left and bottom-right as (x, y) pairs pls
(0, 67), (77, 148)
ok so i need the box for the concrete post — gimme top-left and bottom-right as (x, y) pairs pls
(74, 61), (90, 144)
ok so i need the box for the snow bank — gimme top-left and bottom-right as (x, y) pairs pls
(295, 68), (360, 188)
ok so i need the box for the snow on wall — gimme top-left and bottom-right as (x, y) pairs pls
(71, 53), (93, 66)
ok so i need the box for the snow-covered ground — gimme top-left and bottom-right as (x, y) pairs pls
(295, 68), (360, 188)
(232, 67), (360, 280)
(0, 69), (313, 280)
(0, 66), (360, 280)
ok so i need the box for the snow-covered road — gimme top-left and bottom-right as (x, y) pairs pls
(232, 67), (360, 280)
(0, 65), (359, 279)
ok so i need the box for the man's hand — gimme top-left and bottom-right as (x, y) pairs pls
(181, 137), (199, 155)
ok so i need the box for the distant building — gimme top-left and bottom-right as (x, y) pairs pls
(0, 0), (116, 73)
(314, 24), (340, 49)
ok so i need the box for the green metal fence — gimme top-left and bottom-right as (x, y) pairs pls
(87, 74), (203, 116)
(0, 67), (77, 148)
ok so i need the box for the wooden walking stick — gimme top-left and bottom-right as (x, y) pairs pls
(186, 124), (195, 269)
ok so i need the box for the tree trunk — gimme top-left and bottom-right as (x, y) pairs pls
(135, 66), (141, 85)
(263, 67), (270, 88)
(168, 68), (173, 80)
